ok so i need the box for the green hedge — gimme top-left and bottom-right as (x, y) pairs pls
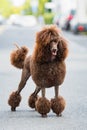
(43, 12), (54, 24)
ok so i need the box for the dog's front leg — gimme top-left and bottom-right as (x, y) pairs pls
(51, 86), (66, 116)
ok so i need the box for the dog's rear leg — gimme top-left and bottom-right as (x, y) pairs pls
(17, 67), (30, 94)
(32, 86), (41, 97)
(28, 86), (41, 109)
(51, 86), (66, 116)
(8, 66), (30, 111)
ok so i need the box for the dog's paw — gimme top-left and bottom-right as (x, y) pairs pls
(35, 97), (51, 117)
(8, 91), (22, 111)
(51, 96), (66, 116)
(28, 94), (38, 109)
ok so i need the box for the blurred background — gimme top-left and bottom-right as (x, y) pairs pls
(0, 1), (87, 130)
(0, 0), (87, 34)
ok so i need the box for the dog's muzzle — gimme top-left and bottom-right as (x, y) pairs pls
(51, 48), (58, 56)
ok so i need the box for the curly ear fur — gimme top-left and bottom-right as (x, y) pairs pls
(36, 25), (60, 45)
(10, 46), (29, 69)
(32, 43), (52, 63)
(57, 37), (68, 61)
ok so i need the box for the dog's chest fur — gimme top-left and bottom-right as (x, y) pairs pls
(30, 59), (66, 88)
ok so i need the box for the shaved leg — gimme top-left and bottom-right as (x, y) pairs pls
(42, 88), (45, 98)
(32, 86), (41, 97)
(17, 67), (30, 94)
(54, 86), (59, 98)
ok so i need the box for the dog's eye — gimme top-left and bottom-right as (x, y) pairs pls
(53, 40), (56, 42)
(50, 40), (57, 44)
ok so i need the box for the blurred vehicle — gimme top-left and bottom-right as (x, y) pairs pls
(19, 15), (37, 27)
(70, 0), (87, 34)
(7, 15), (37, 27)
(7, 14), (20, 25)
(58, 9), (76, 30)
(70, 16), (87, 34)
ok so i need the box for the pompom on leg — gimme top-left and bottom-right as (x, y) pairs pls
(35, 97), (51, 117)
(8, 91), (21, 111)
(28, 94), (38, 109)
(51, 96), (66, 116)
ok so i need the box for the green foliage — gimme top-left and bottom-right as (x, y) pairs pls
(22, 0), (49, 16)
(22, 0), (32, 15)
(0, 0), (31, 17)
(43, 12), (54, 24)
(38, 0), (48, 15)
(0, 0), (12, 17)
(48, 0), (52, 2)
(0, 0), (53, 18)
(10, 6), (23, 15)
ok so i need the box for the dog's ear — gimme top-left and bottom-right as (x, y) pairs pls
(57, 37), (68, 61)
(36, 25), (61, 45)
(36, 30), (49, 45)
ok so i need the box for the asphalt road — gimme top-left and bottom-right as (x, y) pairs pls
(0, 25), (87, 130)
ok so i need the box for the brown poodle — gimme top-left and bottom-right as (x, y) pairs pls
(8, 25), (68, 117)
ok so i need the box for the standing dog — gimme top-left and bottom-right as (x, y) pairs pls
(8, 25), (68, 117)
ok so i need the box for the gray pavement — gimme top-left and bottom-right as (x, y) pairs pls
(0, 25), (87, 130)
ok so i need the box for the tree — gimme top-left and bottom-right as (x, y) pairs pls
(22, 0), (32, 15)
(22, 0), (49, 15)
(0, 0), (12, 17)
(38, 0), (48, 15)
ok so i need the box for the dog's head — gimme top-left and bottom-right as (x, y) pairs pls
(34, 25), (68, 63)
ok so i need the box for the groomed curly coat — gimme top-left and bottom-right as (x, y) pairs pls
(8, 25), (68, 117)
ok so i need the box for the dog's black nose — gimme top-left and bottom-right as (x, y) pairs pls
(52, 49), (57, 53)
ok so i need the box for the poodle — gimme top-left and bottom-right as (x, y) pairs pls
(8, 25), (68, 117)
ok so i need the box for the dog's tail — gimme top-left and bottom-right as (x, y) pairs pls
(10, 43), (29, 69)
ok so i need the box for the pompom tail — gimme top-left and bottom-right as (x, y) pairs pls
(10, 44), (29, 69)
